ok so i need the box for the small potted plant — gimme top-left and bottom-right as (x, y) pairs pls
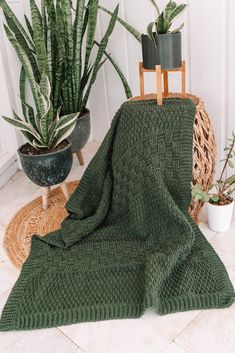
(142, 0), (187, 69)
(1, 71), (78, 201)
(192, 134), (235, 232)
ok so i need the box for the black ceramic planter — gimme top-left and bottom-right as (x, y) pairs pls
(142, 32), (182, 70)
(69, 109), (91, 153)
(18, 141), (73, 187)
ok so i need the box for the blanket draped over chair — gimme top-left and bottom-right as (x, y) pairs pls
(1, 99), (234, 331)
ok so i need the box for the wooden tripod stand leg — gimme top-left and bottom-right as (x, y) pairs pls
(163, 71), (169, 97)
(41, 186), (50, 210)
(155, 65), (163, 105)
(76, 150), (84, 166)
(60, 181), (70, 200)
(139, 62), (144, 98)
(182, 60), (186, 97)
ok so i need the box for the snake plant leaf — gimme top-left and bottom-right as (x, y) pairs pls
(170, 23), (184, 33)
(4, 13), (40, 82)
(156, 13), (169, 34)
(2, 115), (41, 141)
(19, 97), (37, 130)
(170, 4), (187, 22)
(149, 0), (161, 15)
(60, 0), (74, 112)
(73, 0), (85, 107)
(52, 120), (77, 147)
(39, 102), (52, 143)
(32, 139), (47, 149)
(24, 15), (34, 42)
(3, 24), (42, 113)
(19, 66), (27, 118)
(94, 41), (132, 99)
(81, 5), (89, 39)
(99, 5), (141, 43)
(39, 72), (51, 100)
(82, 5), (119, 111)
(54, 112), (79, 132)
(147, 21), (157, 43)
(41, 0), (47, 47)
(0, 0), (34, 48)
(30, 0), (48, 74)
(83, 0), (99, 82)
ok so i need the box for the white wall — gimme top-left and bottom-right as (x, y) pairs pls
(0, 0), (235, 181)
(90, 0), (235, 178)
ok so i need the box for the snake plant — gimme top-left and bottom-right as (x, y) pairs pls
(147, 0), (187, 42)
(2, 72), (78, 149)
(0, 0), (133, 128)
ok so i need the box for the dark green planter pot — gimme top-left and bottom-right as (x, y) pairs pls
(18, 141), (73, 187)
(142, 32), (182, 70)
(69, 109), (91, 153)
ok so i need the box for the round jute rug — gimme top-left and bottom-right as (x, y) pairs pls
(3, 181), (79, 269)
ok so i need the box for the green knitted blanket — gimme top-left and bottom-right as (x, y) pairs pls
(1, 99), (234, 331)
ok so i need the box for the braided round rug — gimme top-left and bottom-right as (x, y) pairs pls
(3, 181), (79, 269)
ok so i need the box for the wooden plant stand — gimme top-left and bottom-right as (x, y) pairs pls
(75, 150), (84, 166)
(41, 181), (70, 210)
(139, 61), (186, 105)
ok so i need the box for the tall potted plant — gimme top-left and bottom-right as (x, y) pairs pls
(192, 134), (235, 232)
(0, 0), (133, 161)
(142, 0), (187, 69)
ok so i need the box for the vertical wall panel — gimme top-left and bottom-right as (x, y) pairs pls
(188, 0), (228, 176)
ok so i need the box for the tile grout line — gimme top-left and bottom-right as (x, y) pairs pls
(160, 340), (191, 353)
(57, 327), (87, 352)
(172, 310), (203, 342)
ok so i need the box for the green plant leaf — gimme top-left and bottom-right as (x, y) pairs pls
(170, 4), (187, 22)
(82, 5), (119, 111)
(210, 195), (220, 203)
(3, 25), (42, 113)
(225, 175), (235, 184)
(73, 0), (85, 109)
(4, 12), (40, 82)
(149, 0), (160, 16)
(170, 23), (184, 33)
(94, 41), (132, 99)
(228, 160), (235, 168)
(30, 0), (48, 74)
(99, 5), (141, 43)
(54, 112), (79, 131)
(147, 21), (156, 43)
(61, 0), (74, 112)
(2, 114), (41, 141)
(0, 0), (34, 48)
(24, 15), (34, 42)
(52, 120), (77, 147)
(156, 13), (169, 34)
(83, 0), (98, 90)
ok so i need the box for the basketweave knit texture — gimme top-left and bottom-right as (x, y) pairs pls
(0, 98), (234, 331)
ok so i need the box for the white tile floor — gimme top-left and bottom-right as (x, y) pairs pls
(0, 141), (235, 353)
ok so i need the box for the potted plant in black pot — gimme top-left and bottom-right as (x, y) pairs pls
(142, 0), (187, 69)
(1, 67), (78, 208)
(0, 0), (133, 166)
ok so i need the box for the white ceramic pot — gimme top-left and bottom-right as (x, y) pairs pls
(207, 200), (234, 232)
